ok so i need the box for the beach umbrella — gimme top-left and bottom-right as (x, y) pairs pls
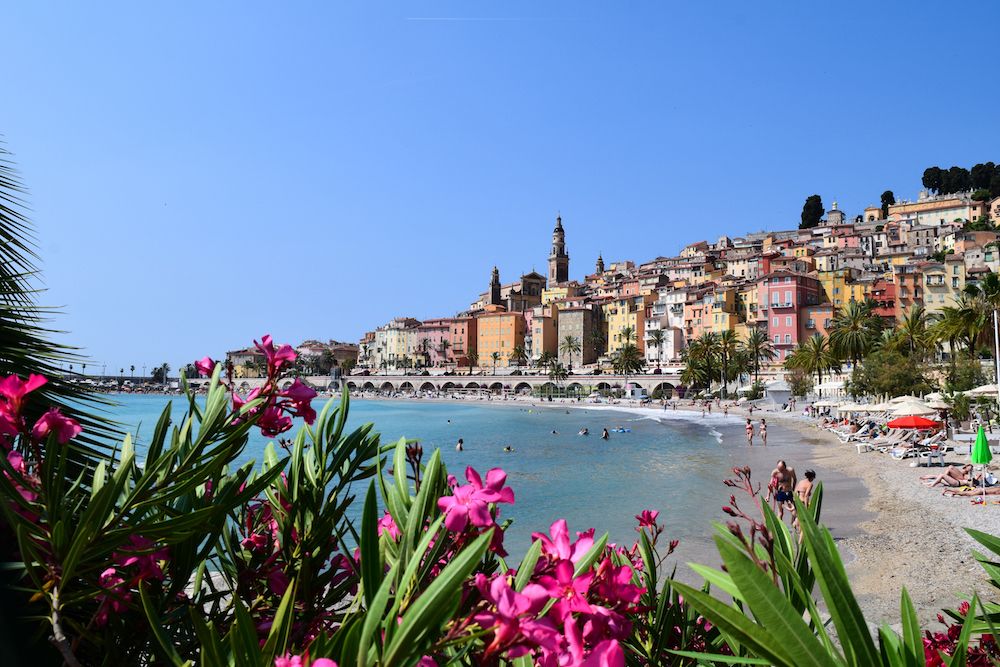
(972, 426), (993, 505)
(889, 395), (924, 404)
(925, 392), (945, 401)
(966, 384), (1000, 397)
(886, 415), (940, 429)
(924, 399), (950, 411)
(890, 400), (938, 417)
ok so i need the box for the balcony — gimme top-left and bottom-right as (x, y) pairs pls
(770, 302), (794, 309)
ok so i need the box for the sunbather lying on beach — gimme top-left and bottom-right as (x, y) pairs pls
(943, 486), (1000, 497)
(921, 465), (973, 487)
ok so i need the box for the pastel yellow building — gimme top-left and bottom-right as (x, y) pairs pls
(542, 282), (580, 305)
(922, 256), (967, 315)
(817, 269), (865, 309)
(476, 309), (526, 368)
(603, 294), (653, 355)
(703, 288), (739, 335)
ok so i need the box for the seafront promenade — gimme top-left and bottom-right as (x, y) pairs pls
(186, 371), (688, 396)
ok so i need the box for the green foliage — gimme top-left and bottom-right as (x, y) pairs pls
(945, 358), (989, 393)
(786, 368), (814, 398)
(847, 348), (933, 399)
(880, 190), (895, 217)
(800, 194), (824, 229)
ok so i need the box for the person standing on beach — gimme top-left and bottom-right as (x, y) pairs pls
(745, 419), (754, 446)
(759, 419), (767, 446)
(768, 460), (796, 519)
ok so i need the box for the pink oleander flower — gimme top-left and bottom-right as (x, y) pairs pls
(437, 466), (514, 532)
(195, 356), (216, 377)
(255, 335), (297, 375)
(532, 519), (595, 564)
(258, 405), (293, 437)
(267, 566), (290, 596)
(538, 559), (594, 622)
(634, 509), (659, 530)
(0, 404), (18, 442)
(31, 408), (82, 444)
(377, 511), (401, 540)
(474, 573), (559, 658)
(7, 450), (26, 475)
(95, 567), (132, 627)
(281, 379), (317, 424)
(0, 374), (46, 414)
(113, 535), (169, 582)
(564, 615), (625, 667)
(592, 557), (644, 607)
(274, 656), (337, 667)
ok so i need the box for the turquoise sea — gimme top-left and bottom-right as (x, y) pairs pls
(99, 394), (853, 566)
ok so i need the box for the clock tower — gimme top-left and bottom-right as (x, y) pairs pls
(548, 214), (569, 285)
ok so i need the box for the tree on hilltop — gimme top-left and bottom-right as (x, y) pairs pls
(799, 194), (824, 229)
(922, 166), (943, 193)
(972, 162), (996, 190)
(880, 190), (895, 217)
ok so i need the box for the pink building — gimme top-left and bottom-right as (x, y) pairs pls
(414, 319), (452, 367)
(759, 271), (821, 361)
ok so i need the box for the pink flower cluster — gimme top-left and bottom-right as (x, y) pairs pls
(0, 374), (81, 448)
(467, 517), (645, 666)
(274, 655), (337, 667)
(924, 603), (999, 666)
(95, 535), (170, 627)
(223, 336), (318, 437)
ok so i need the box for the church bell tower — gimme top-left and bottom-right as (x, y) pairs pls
(489, 266), (502, 306)
(548, 214), (569, 285)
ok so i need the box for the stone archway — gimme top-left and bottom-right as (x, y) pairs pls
(441, 381), (455, 392)
(514, 382), (532, 395)
(380, 381), (394, 392)
(399, 381), (415, 393)
(346, 381), (358, 392)
(466, 382), (480, 390)
(566, 382), (583, 396)
(420, 382), (436, 392)
(651, 382), (675, 399)
(362, 381), (376, 392)
(489, 382), (504, 394)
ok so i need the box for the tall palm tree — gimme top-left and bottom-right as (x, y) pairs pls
(536, 350), (556, 369)
(613, 343), (645, 396)
(620, 326), (637, 345)
(437, 339), (450, 366)
(786, 334), (839, 397)
(130, 364), (136, 381)
(893, 304), (933, 359)
(589, 328), (606, 359)
(742, 328), (776, 386)
(828, 300), (881, 365)
(718, 330), (740, 399)
(490, 351), (500, 375)
(467, 351), (479, 376)
(647, 329), (666, 370)
(547, 361), (568, 394)
(509, 345), (527, 368)
(694, 332), (721, 393)
(560, 335), (582, 371)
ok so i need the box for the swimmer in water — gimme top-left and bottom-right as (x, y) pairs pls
(456, 438), (464, 452)
(579, 427), (589, 436)
(551, 430), (559, 435)
(601, 428), (610, 440)
(503, 445), (514, 453)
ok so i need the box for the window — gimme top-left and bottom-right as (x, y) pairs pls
(784, 291), (792, 303)
(772, 317), (779, 327)
(774, 335), (780, 344)
(952, 277), (959, 288)
(785, 276), (792, 283)
(785, 316), (792, 326)
(784, 334), (792, 343)
(834, 287), (840, 294)
(824, 318), (831, 328)
(772, 292), (780, 305)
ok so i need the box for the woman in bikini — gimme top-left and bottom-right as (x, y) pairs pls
(745, 419), (754, 447)
(759, 419), (767, 446)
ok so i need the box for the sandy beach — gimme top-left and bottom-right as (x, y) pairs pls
(343, 390), (1000, 626)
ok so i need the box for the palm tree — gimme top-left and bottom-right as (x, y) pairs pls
(620, 326), (637, 345)
(893, 304), (933, 359)
(692, 332), (720, 393)
(718, 330), (740, 399)
(490, 351), (500, 374)
(613, 343), (645, 396)
(536, 350), (556, 369)
(560, 335), (582, 371)
(437, 339), (450, 366)
(467, 351), (479, 376)
(828, 300), (881, 365)
(647, 329), (665, 370)
(786, 334), (839, 397)
(547, 361), (568, 394)
(743, 328), (775, 386)
(130, 364), (135, 381)
(589, 328), (606, 359)
(509, 345), (527, 368)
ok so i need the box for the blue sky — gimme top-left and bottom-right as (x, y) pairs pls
(4, 1), (999, 374)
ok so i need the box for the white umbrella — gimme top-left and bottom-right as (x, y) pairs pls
(925, 392), (945, 401)
(889, 395), (924, 404)
(836, 403), (865, 413)
(890, 400), (938, 417)
(925, 399), (950, 411)
(966, 384), (1000, 397)
(813, 399), (841, 407)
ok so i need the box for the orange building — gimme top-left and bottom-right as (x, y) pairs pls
(449, 316), (478, 366)
(476, 307), (526, 368)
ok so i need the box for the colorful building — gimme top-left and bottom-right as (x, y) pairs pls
(476, 307), (526, 368)
(760, 271), (822, 361)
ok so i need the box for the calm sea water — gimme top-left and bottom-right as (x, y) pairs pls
(99, 394), (795, 564)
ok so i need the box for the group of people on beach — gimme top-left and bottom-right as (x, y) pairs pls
(745, 418), (767, 447)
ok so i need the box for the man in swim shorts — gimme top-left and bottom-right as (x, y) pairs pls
(768, 460), (797, 519)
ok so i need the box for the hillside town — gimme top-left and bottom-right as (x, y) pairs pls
(345, 187), (1000, 377)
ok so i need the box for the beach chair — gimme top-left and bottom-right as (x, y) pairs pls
(837, 424), (872, 443)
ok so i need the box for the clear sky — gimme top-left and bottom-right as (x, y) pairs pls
(4, 1), (1000, 374)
